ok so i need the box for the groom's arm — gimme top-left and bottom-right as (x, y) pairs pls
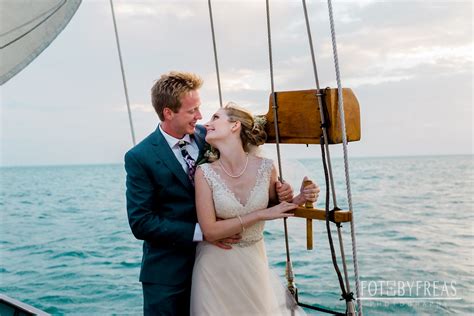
(125, 151), (195, 247)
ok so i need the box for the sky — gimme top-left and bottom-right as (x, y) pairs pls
(1, 0), (473, 166)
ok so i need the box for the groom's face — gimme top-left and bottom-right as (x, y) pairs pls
(165, 90), (202, 138)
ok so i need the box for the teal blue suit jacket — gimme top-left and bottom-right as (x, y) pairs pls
(125, 125), (206, 285)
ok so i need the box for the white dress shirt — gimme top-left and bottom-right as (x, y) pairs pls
(158, 124), (203, 242)
(158, 124), (199, 172)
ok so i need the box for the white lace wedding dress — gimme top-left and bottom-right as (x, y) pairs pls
(190, 158), (305, 315)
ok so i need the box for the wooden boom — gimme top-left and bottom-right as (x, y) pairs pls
(264, 88), (361, 144)
(294, 207), (352, 223)
(262, 88), (360, 249)
(293, 206), (352, 251)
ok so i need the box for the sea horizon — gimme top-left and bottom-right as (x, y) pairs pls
(1, 152), (472, 169)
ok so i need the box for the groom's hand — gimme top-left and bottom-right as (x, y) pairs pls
(205, 217), (242, 250)
(206, 234), (242, 250)
(276, 181), (294, 202)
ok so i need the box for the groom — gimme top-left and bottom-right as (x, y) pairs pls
(125, 71), (294, 315)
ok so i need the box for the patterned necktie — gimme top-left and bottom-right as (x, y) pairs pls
(178, 140), (196, 185)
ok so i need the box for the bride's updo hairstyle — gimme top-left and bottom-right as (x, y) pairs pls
(224, 102), (267, 152)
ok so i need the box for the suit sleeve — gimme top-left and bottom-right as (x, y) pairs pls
(125, 151), (195, 246)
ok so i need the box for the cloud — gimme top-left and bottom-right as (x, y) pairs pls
(115, 2), (196, 19)
(1, 0), (472, 165)
(130, 103), (154, 113)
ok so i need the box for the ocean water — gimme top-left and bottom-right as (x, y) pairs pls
(0, 155), (472, 315)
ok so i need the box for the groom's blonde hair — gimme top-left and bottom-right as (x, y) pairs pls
(151, 71), (203, 121)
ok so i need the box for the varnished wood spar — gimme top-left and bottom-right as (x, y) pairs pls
(264, 88), (361, 144)
(303, 179), (314, 250)
(306, 219), (313, 250)
(293, 207), (352, 223)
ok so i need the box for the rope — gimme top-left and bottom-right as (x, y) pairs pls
(301, 0), (338, 209)
(265, 0), (295, 294)
(298, 301), (345, 316)
(265, 1), (283, 180)
(302, 0), (353, 301)
(321, 139), (348, 300)
(326, 0), (362, 314)
(337, 221), (352, 301)
(109, 0), (136, 146)
(0, 0), (67, 49)
(207, 0), (223, 108)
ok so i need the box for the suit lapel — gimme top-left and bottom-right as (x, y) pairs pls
(152, 128), (192, 189)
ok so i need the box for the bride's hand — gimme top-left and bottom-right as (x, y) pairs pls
(276, 181), (294, 202)
(292, 177), (320, 205)
(206, 233), (242, 250)
(300, 176), (320, 202)
(260, 201), (297, 220)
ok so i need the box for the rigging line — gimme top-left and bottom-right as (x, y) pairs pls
(298, 301), (345, 315)
(303, 0), (352, 297)
(302, 0), (353, 299)
(265, 0), (295, 294)
(321, 140), (348, 301)
(109, 0), (136, 146)
(0, 0), (67, 49)
(207, 0), (223, 108)
(336, 221), (352, 302)
(265, 0), (283, 181)
(326, 0), (362, 314)
(301, 0), (338, 209)
(0, 0), (65, 37)
(302, 0), (354, 309)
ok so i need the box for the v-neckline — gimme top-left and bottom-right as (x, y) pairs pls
(209, 158), (265, 208)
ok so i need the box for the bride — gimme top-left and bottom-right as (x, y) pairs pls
(190, 102), (319, 315)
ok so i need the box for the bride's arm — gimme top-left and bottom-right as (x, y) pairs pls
(195, 168), (296, 242)
(268, 165), (279, 204)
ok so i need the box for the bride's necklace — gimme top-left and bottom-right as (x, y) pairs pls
(218, 154), (249, 178)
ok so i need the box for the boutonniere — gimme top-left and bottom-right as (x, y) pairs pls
(197, 143), (219, 165)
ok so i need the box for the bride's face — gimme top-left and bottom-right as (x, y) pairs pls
(204, 109), (236, 145)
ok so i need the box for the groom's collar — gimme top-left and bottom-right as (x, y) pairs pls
(158, 124), (193, 148)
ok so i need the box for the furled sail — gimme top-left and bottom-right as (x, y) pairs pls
(0, 0), (82, 85)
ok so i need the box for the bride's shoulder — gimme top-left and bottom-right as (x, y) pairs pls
(198, 161), (219, 167)
(257, 156), (274, 165)
(263, 157), (274, 164)
(197, 161), (218, 173)
(250, 155), (273, 163)
(196, 162), (220, 186)
(250, 156), (274, 172)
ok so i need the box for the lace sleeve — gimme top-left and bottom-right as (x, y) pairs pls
(260, 158), (274, 188)
(198, 163), (215, 191)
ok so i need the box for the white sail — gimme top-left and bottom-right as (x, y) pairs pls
(0, 0), (81, 85)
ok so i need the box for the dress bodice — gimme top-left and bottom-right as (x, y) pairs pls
(199, 158), (273, 246)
